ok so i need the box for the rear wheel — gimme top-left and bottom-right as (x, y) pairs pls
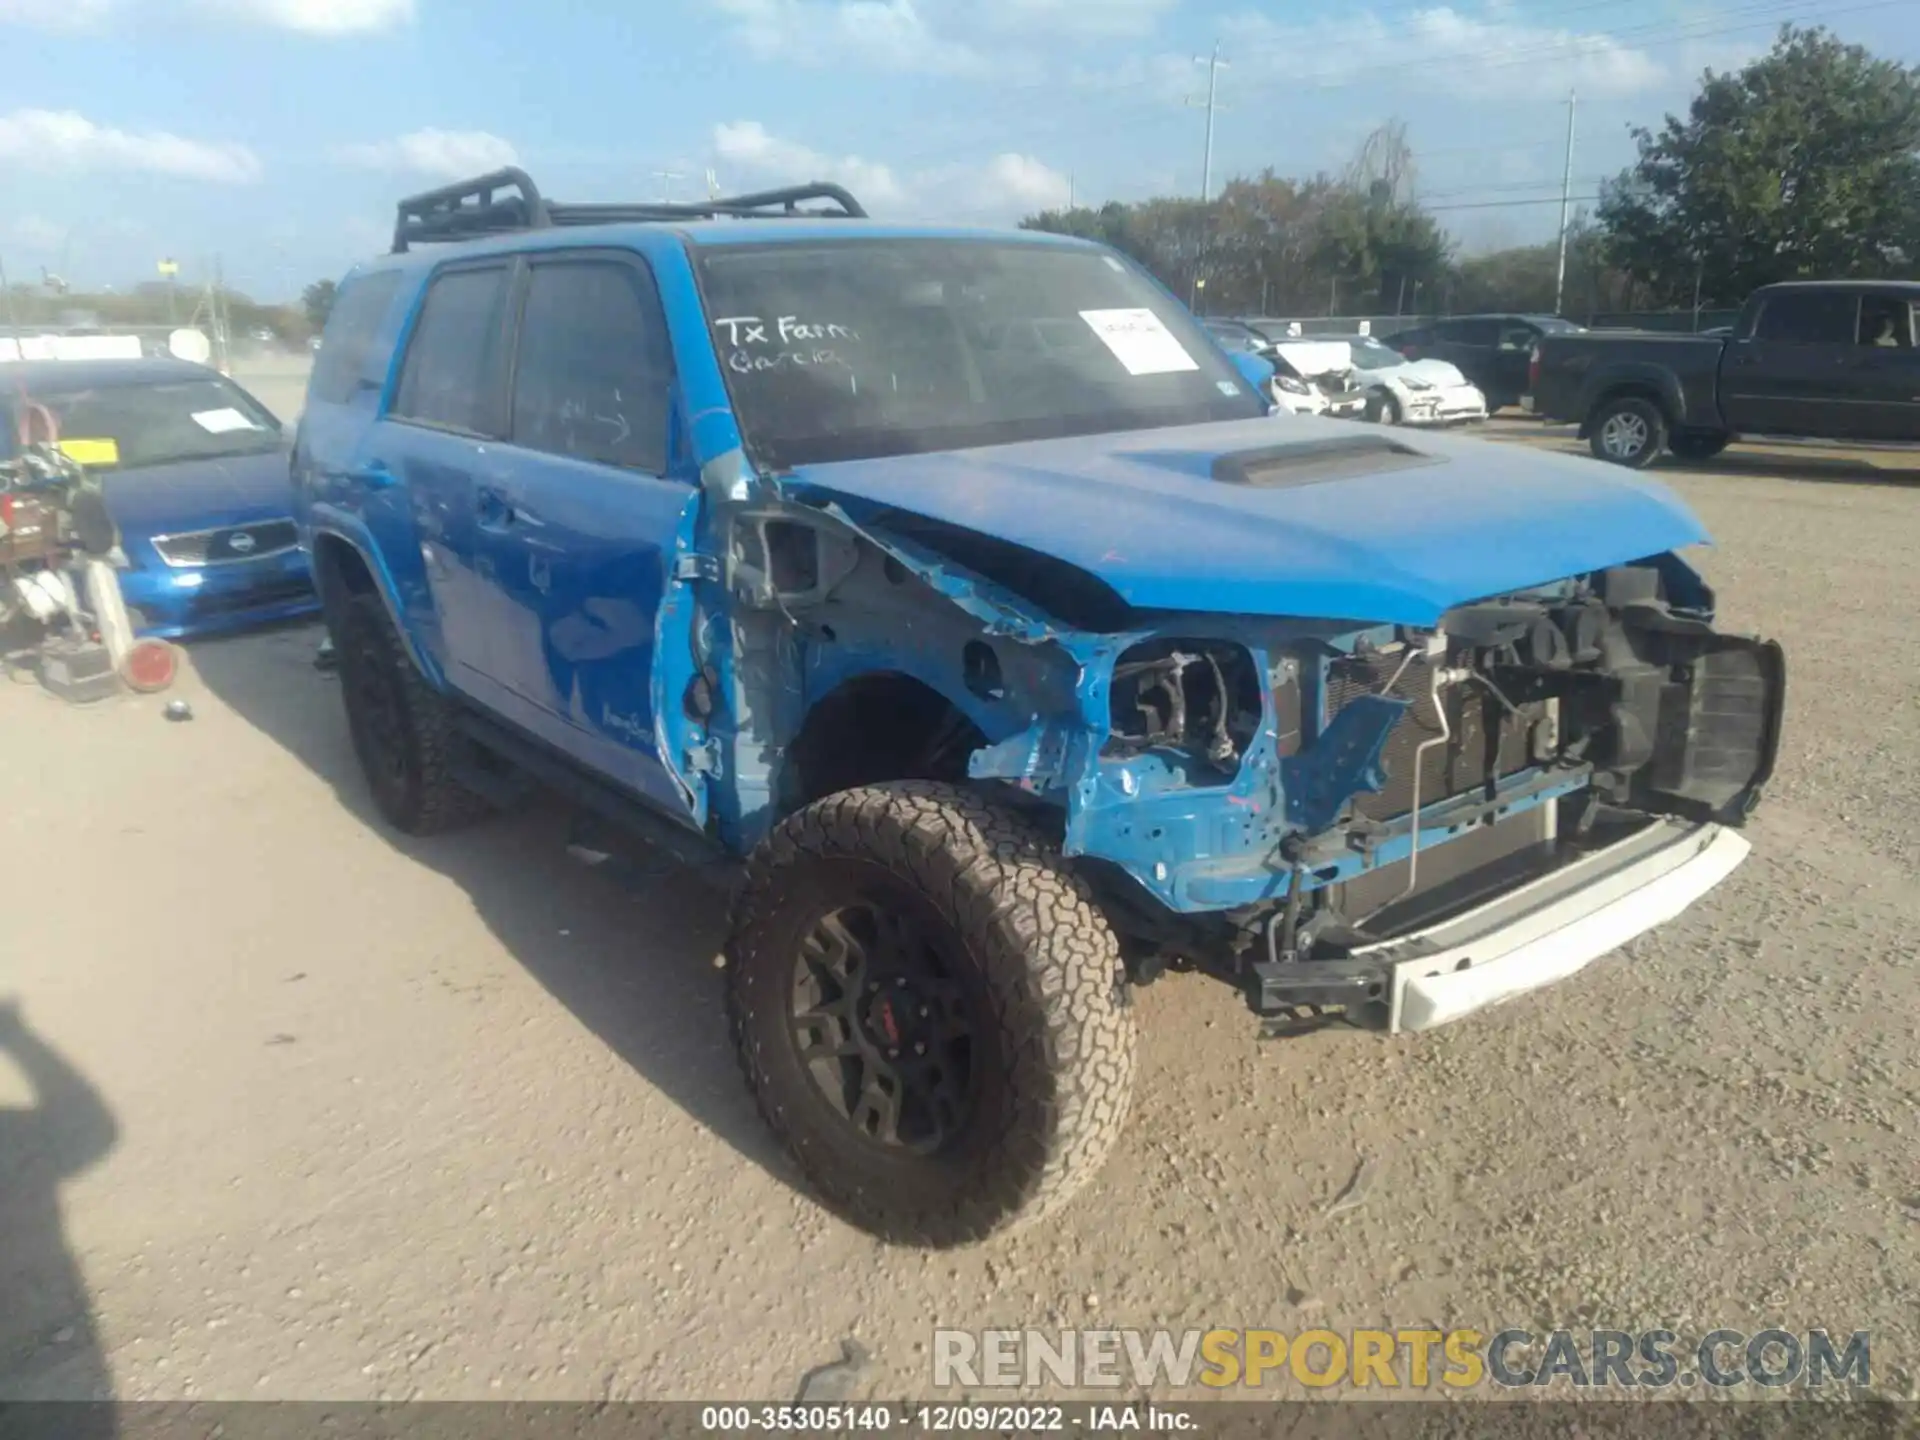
(727, 782), (1136, 1247)
(335, 593), (489, 835)
(1670, 430), (1731, 462)
(1589, 395), (1668, 468)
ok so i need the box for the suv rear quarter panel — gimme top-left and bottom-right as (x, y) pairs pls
(294, 263), (448, 676)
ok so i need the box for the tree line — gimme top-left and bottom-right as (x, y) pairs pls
(1020, 26), (1920, 320)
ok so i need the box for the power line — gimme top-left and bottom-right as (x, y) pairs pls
(1426, 194), (1605, 212)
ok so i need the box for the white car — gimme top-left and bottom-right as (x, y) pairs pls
(1270, 340), (1370, 419)
(1200, 319), (1327, 416)
(1336, 334), (1488, 426)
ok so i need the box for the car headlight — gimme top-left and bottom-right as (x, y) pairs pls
(1401, 377), (1434, 391)
(1274, 375), (1312, 396)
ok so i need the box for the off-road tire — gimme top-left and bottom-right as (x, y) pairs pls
(1589, 394), (1668, 468)
(727, 782), (1137, 1247)
(1669, 430), (1731, 462)
(335, 592), (489, 835)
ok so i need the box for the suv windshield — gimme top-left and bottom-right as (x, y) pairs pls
(694, 239), (1264, 467)
(13, 376), (281, 472)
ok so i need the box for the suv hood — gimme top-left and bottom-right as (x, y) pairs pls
(783, 415), (1708, 626)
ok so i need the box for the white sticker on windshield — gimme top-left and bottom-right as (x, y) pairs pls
(190, 407), (259, 434)
(1079, 308), (1200, 376)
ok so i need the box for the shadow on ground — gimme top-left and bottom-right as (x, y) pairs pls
(1483, 422), (1920, 486)
(0, 1001), (119, 1431)
(186, 623), (793, 1189)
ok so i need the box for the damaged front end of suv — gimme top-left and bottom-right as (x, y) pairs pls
(981, 558), (1783, 1034)
(706, 419), (1785, 1044)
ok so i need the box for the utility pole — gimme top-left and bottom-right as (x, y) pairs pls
(1553, 88), (1577, 318)
(212, 254), (231, 374)
(652, 169), (685, 203)
(1067, 171), (1075, 210)
(1187, 42), (1229, 202)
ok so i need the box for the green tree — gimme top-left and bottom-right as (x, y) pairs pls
(1599, 25), (1920, 306)
(302, 278), (338, 334)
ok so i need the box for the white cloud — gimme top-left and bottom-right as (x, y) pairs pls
(0, 0), (113, 27)
(1219, 6), (1665, 101)
(973, 0), (1171, 39)
(714, 122), (1069, 222)
(2, 0), (412, 29)
(710, 0), (987, 76)
(707, 0), (1169, 75)
(714, 121), (908, 207)
(0, 109), (260, 183)
(336, 129), (519, 178)
(968, 153), (1073, 212)
(198, 0), (412, 32)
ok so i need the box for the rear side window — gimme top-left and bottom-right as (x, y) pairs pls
(309, 271), (403, 406)
(1440, 319), (1499, 345)
(392, 266), (512, 435)
(1755, 291), (1857, 345)
(509, 260), (673, 473)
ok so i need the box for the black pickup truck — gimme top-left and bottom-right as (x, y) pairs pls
(1527, 279), (1920, 467)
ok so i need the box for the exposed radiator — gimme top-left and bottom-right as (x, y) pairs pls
(1323, 651), (1543, 822)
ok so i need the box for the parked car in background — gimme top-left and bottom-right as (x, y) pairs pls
(1333, 333), (1487, 426)
(1382, 314), (1586, 413)
(1527, 280), (1920, 467)
(0, 358), (317, 638)
(1271, 339), (1368, 418)
(1200, 319), (1328, 415)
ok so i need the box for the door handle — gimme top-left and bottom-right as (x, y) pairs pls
(475, 484), (519, 528)
(352, 461), (397, 490)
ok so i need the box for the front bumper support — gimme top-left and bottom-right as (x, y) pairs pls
(1246, 819), (1749, 1031)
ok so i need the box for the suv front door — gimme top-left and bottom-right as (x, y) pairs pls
(478, 250), (704, 823)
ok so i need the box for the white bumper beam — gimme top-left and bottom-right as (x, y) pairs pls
(1371, 819), (1751, 1033)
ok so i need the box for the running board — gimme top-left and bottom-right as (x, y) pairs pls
(452, 709), (740, 889)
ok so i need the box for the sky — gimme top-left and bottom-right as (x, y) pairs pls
(1, 0), (1915, 301)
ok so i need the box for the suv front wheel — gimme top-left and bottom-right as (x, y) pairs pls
(727, 782), (1137, 1247)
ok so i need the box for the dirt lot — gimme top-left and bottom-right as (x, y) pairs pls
(2, 423), (1917, 1405)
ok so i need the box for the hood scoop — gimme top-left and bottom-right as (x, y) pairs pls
(1211, 434), (1443, 490)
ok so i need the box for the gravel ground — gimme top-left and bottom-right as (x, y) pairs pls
(1, 428), (1916, 1406)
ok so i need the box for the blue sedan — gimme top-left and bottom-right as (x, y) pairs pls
(1, 358), (319, 640)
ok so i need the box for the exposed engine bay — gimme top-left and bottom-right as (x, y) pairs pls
(1084, 562), (1784, 1027)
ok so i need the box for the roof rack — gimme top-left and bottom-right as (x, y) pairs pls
(390, 167), (868, 252)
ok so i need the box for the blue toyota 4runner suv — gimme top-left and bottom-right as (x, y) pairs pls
(292, 170), (1786, 1247)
